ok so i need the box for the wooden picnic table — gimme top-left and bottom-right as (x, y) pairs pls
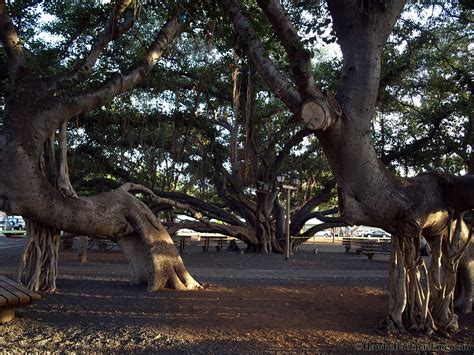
(342, 237), (391, 259)
(199, 234), (231, 252)
(0, 275), (40, 323)
(172, 234), (192, 252)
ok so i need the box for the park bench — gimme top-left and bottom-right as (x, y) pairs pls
(342, 237), (391, 259)
(0, 275), (40, 323)
(198, 234), (230, 252)
(342, 237), (352, 252)
(172, 234), (192, 252)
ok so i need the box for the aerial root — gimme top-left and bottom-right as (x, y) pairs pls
(17, 221), (60, 292)
(387, 212), (470, 336)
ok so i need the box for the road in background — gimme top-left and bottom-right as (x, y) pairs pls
(0, 235), (25, 251)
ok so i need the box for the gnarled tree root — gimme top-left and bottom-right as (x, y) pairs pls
(387, 213), (471, 336)
(117, 235), (201, 291)
(17, 221), (61, 292)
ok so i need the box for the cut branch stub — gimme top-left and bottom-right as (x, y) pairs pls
(300, 97), (339, 131)
(326, 93), (342, 117)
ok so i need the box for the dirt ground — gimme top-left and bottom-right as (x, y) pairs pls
(0, 237), (472, 353)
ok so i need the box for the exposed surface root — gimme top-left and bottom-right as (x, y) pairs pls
(117, 233), (202, 292)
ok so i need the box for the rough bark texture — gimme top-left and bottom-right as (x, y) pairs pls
(17, 125), (73, 292)
(17, 221), (61, 292)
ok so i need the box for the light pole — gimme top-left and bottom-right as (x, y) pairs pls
(277, 174), (299, 260)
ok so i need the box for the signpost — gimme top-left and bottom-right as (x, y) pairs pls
(277, 175), (300, 261)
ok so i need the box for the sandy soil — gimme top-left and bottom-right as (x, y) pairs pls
(0, 238), (472, 353)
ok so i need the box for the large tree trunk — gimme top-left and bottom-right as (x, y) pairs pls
(324, 1), (474, 334)
(2, 124), (201, 291)
(320, 0), (409, 230)
(254, 191), (282, 253)
(219, 0), (474, 335)
(17, 122), (77, 292)
(1, 102), (202, 292)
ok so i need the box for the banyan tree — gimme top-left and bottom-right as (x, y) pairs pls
(0, 0), (200, 292)
(0, 0), (472, 337)
(218, 0), (473, 334)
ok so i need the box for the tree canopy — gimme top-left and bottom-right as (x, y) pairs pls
(0, 0), (472, 335)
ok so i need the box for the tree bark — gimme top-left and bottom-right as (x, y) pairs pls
(17, 221), (60, 292)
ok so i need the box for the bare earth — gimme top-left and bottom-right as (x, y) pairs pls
(0, 237), (472, 353)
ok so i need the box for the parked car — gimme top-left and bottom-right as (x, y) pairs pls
(367, 228), (390, 238)
(6, 216), (25, 230)
(315, 230), (331, 237)
(353, 227), (390, 238)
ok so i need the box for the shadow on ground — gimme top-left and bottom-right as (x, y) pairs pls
(0, 240), (472, 352)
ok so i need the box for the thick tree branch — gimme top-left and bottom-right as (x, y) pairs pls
(165, 221), (258, 244)
(218, 0), (302, 113)
(273, 198), (285, 244)
(224, 190), (257, 215)
(122, 183), (258, 244)
(48, 0), (135, 92)
(121, 182), (218, 228)
(273, 127), (312, 171)
(154, 190), (246, 227)
(220, 191), (257, 228)
(290, 179), (336, 235)
(256, 0), (321, 100)
(439, 174), (474, 213)
(0, 0), (25, 81)
(49, 15), (181, 128)
(218, 164), (244, 193)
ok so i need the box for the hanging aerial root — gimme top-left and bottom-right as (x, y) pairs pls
(428, 212), (470, 333)
(403, 237), (436, 334)
(386, 212), (471, 335)
(17, 221), (60, 292)
(387, 235), (407, 333)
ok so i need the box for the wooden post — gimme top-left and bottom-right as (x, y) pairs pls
(78, 236), (88, 263)
(285, 188), (291, 260)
